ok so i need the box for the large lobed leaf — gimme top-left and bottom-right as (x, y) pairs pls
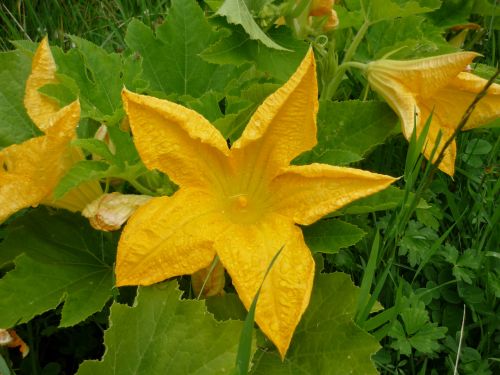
(125, 0), (235, 98)
(201, 26), (308, 83)
(77, 281), (246, 375)
(250, 273), (380, 374)
(0, 209), (116, 327)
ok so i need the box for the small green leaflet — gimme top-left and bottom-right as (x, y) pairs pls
(77, 282), (246, 375)
(389, 295), (447, 355)
(0, 49), (41, 148)
(0, 209), (116, 328)
(250, 273), (380, 374)
(303, 219), (366, 254)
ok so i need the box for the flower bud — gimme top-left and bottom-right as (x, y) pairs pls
(82, 193), (152, 231)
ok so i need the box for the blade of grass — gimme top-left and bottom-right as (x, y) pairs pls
(356, 230), (380, 325)
(196, 255), (220, 300)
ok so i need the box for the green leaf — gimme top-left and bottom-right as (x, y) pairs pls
(303, 219), (366, 254)
(72, 139), (118, 164)
(106, 125), (141, 165)
(216, 0), (288, 51)
(206, 293), (247, 321)
(53, 160), (111, 199)
(389, 296), (447, 355)
(335, 186), (406, 215)
(427, 0), (475, 27)
(297, 101), (398, 166)
(45, 37), (142, 123)
(77, 281), (246, 375)
(399, 221), (439, 267)
(181, 92), (224, 123)
(358, 15), (454, 60)
(125, 0), (235, 97)
(346, 0), (441, 23)
(0, 209), (116, 327)
(215, 83), (279, 140)
(250, 273), (380, 374)
(201, 26), (308, 82)
(0, 49), (41, 148)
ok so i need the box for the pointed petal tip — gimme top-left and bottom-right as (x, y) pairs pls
(40, 36), (50, 47)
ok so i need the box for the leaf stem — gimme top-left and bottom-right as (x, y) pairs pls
(128, 179), (156, 196)
(321, 19), (370, 99)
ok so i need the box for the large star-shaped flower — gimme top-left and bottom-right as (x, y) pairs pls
(117, 50), (396, 356)
(0, 38), (102, 223)
(367, 52), (500, 176)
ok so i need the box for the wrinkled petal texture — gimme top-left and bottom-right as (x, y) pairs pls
(271, 164), (397, 225)
(440, 72), (500, 131)
(214, 213), (314, 358)
(122, 90), (230, 191)
(116, 189), (229, 286)
(118, 48), (397, 357)
(367, 52), (500, 176)
(231, 49), (318, 181)
(418, 100), (457, 176)
(24, 36), (61, 131)
(367, 52), (478, 138)
(0, 101), (80, 222)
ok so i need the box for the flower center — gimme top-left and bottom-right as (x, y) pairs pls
(223, 193), (264, 224)
(235, 195), (248, 209)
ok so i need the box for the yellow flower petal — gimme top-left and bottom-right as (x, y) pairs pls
(0, 101), (80, 222)
(122, 89), (230, 190)
(441, 72), (500, 131)
(24, 36), (60, 131)
(116, 189), (228, 286)
(214, 213), (314, 358)
(367, 52), (500, 176)
(231, 48), (318, 180)
(270, 164), (397, 225)
(418, 102), (457, 176)
(119, 50), (397, 357)
(367, 52), (478, 138)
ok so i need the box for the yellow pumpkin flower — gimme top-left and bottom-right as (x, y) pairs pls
(367, 52), (500, 176)
(116, 49), (396, 357)
(0, 38), (102, 223)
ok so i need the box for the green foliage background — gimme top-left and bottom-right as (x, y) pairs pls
(0, 0), (499, 374)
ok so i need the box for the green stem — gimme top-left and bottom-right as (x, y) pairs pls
(128, 179), (156, 196)
(322, 19), (370, 100)
(342, 61), (368, 71)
